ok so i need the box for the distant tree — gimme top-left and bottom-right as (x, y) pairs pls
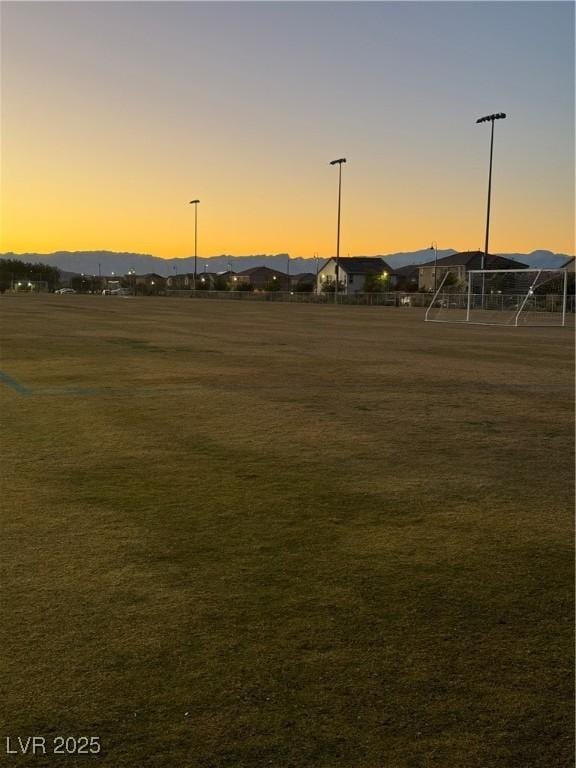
(213, 276), (231, 291)
(364, 273), (390, 293)
(234, 282), (254, 292)
(439, 271), (466, 292)
(293, 281), (314, 293)
(144, 281), (163, 296)
(0, 259), (21, 292)
(321, 277), (346, 294)
(36, 264), (61, 289)
(263, 279), (282, 292)
(0, 258), (60, 291)
(70, 276), (83, 292)
(70, 275), (100, 293)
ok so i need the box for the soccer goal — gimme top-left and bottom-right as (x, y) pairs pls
(425, 269), (571, 326)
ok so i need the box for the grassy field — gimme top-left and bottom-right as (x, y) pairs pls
(1, 295), (573, 768)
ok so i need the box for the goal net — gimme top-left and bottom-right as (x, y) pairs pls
(425, 269), (571, 326)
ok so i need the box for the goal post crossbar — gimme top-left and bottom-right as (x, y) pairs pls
(466, 268), (564, 274)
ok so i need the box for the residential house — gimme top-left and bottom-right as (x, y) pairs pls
(237, 266), (290, 291)
(290, 272), (316, 292)
(167, 271), (221, 290)
(166, 273), (192, 289)
(196, 272), (220, 289)
(134, 273), (166, 295)
(316, 257), (395, 295)
(217, 270), (236, 281)
(216, 271), (249, 289)
(393, 264), (420, 292)
(418, 251), (528, 292)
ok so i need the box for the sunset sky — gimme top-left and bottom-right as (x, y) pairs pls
(1, 1), (574, 259)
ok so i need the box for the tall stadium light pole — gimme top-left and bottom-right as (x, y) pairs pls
(476, 113), (506, 271)
(330, 158), (346, 303)
(189, 199), (200, 291)
(430, 241), (438, 291)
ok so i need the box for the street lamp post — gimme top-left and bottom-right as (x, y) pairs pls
(430, 241), (438, 291)
(476, 113), (506, 271)
(189, 199), (200, 291)
(128, 268), (137, 296)
(329, 158), (346, 303)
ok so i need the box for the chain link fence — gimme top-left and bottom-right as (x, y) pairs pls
(165, 289), (576, 313)
(166, 290), (436, 307)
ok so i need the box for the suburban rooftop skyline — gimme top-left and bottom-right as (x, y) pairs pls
(1, 1), (574, 258)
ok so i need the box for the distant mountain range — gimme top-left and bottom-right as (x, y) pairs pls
(0, 248), (572, 276)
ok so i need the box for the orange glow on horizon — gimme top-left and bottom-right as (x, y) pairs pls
(2, 162), (574, 258)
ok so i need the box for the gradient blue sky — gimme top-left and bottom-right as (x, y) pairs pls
(1, 1), (574, 257)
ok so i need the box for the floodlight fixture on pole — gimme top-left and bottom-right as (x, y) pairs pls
(189, 199), (200, 291)
(329, 158), (346, 303)
(476, 113), (506, 271)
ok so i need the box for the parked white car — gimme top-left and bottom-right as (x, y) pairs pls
(55, 288), (76, 294)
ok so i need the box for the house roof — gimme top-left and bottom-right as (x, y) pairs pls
(419, 251), (528, 270)
(238, 266), (288, 277)
(324, 257), (394, 275)
(394, 264), (420, 277)
(562, 257), (575, 272)
(291, 272), (316, 282)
